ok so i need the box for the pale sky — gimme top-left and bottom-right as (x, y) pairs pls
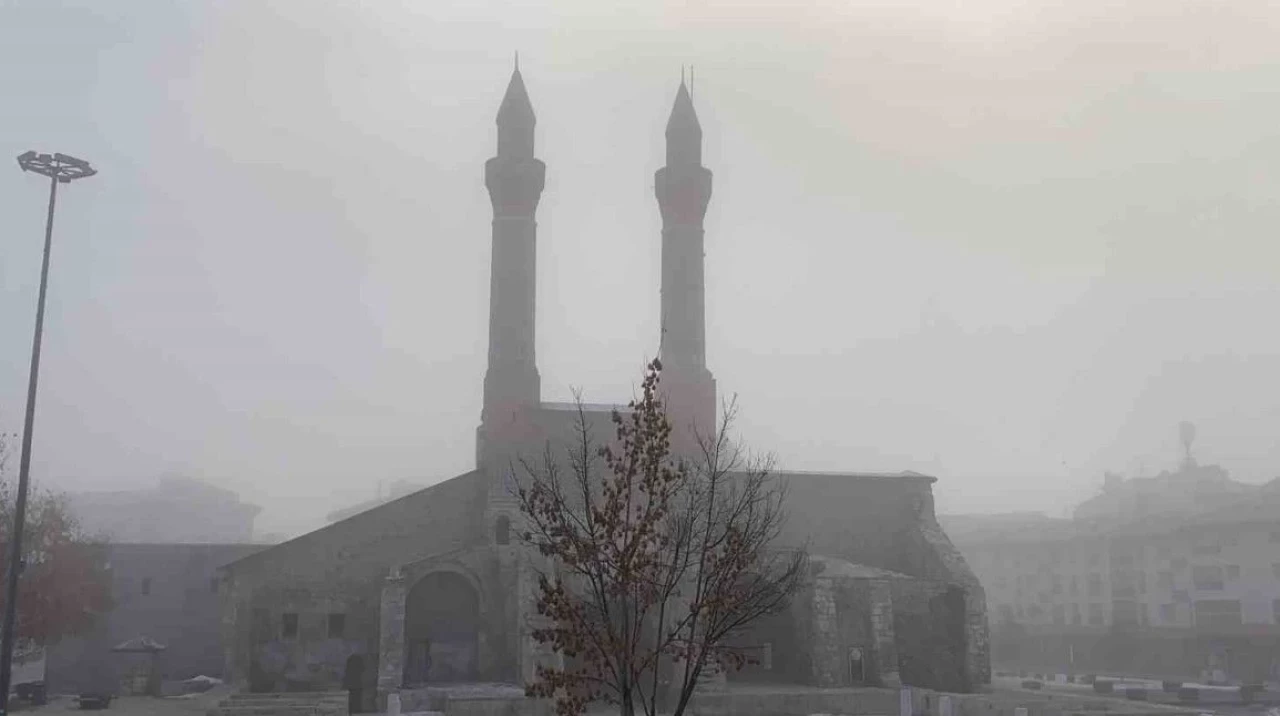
(2, 0), (1278, 538)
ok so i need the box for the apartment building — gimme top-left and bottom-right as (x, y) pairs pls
(942, 459), (1280, 682)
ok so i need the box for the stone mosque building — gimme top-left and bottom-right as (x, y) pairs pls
(218, 67), (990, 709)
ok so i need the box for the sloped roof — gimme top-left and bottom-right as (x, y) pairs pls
(810, 555), (912, 581)
(222, 469), (482, 571)
(112, 636), (166, 653)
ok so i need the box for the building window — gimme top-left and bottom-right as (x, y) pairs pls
(1160, 603), (1175, 623)
(1191, 543), (1222, 556)
(1088, 574), (1103, 597)
(1173, 589), (1189, 603)
(1273, 563), (1280, 580)
(282, 612), (299, 639)
(1270, 531), (1280, 544)
(495, 515), (511, 546)
(1191, 565), (1224, 591)
(1158, 571), (1173, 588)
(1052, 605), (1064, 625)
(141, 578), (152, 596)
(328, 613), (346, 639)
(1089, 604), (1105, 626)
(1225, 564), (1240, 581)
(998, 604), (1016, 624)
(1112, 600), (1140, 626)
(1193, 599), (1242, 628)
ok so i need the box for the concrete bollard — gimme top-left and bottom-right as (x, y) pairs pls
(939, 695), (954, 716)
(900, 688), (913, 716)
(386, 692), (401, 716)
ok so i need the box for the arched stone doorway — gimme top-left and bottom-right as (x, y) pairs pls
(404, 571), (481, 685)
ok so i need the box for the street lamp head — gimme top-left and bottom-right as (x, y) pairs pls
(16, 150), (96, 182)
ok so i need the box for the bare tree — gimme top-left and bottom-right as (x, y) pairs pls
(514, 360), (806, 716)
(0, 433), (112, 645)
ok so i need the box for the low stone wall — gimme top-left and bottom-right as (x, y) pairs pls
(919, 687), (1196, 716)
(447, 696), (552, 716)
(390, 683), (1200, 716)
(395, 685), (547, 716)
(682, 685), (1198, 716)
(685, 687), (902, 716)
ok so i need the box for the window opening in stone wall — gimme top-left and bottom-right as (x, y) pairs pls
(282, 612), (299, 639)
(848, 647), (865, 684)
(250, 608), (270, 643)
(141, 577), (152, 595)
(495, 515), (511, 545)
(329, 612), (346, 639)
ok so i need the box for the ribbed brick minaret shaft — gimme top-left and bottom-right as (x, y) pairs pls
(480, 66), (544, 454)
(655, 79), (717, 451)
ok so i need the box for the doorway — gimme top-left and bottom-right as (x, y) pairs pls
(404, 572), (481, 684)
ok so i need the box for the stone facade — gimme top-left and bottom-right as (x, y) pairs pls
(218, 66), (989, 707)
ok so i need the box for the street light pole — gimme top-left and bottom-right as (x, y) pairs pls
(0, 152), (96, 716)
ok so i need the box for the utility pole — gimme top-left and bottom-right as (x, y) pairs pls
(0, 152), (97, 715)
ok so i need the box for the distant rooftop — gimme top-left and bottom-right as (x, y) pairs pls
(541, 401), (630, 413)
(775, 469), (937, 482)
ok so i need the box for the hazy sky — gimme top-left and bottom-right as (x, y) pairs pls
(2, 0), (1278, 538)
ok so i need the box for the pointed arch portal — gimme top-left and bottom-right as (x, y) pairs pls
(403, 571), (481, 684)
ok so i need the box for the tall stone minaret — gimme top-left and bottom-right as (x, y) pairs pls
(655, 79), (717, 452)
(479, 65), (545, 466)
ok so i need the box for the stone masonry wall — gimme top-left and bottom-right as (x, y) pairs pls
(221, 470), (490, 694)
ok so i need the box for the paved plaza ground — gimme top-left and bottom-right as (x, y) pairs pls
(12, 688), (231, 716)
